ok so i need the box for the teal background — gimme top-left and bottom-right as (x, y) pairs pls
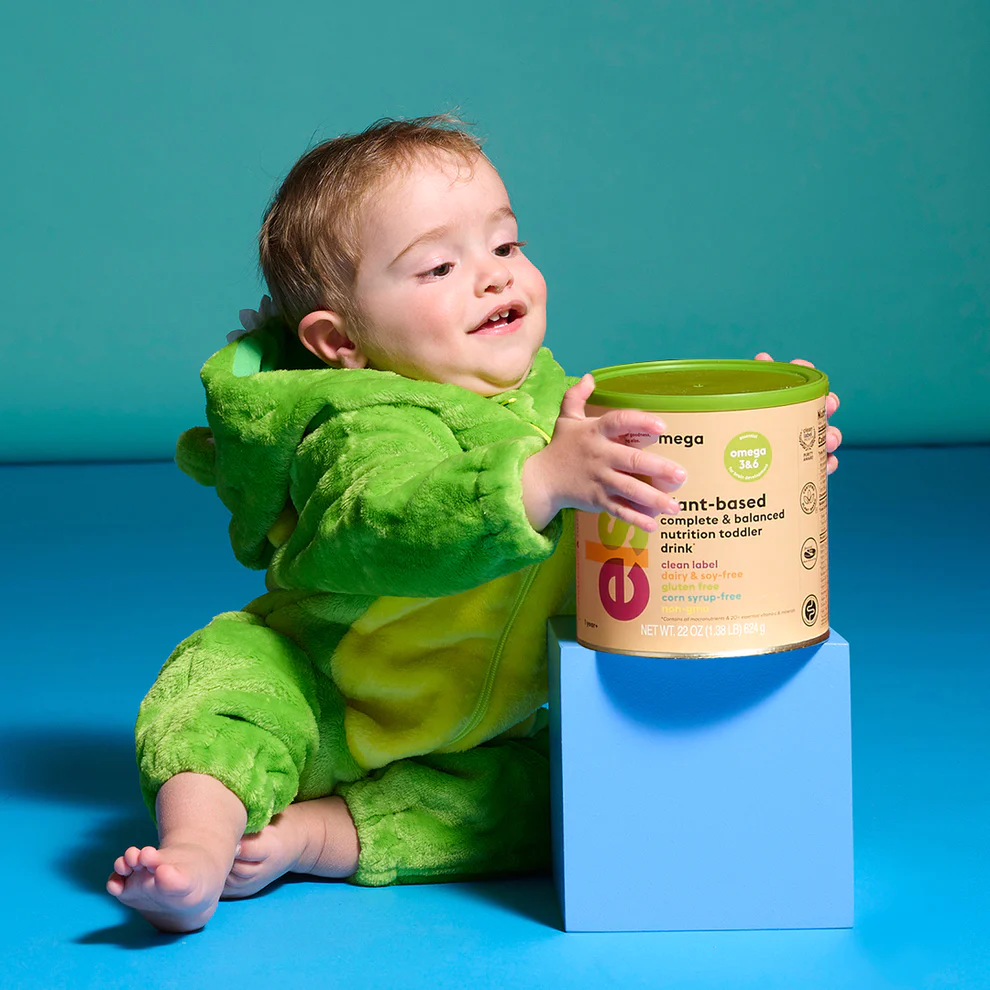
(2, 0), (988, 462)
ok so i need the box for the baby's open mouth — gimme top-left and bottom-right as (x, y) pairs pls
(471, 307), (523, 334)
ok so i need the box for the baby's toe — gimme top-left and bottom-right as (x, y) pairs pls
(225, 860), (261, 882)
(235, 831), (274, 863)
(223, 862), (271, 899)
(137, 846), (163, 871)
(152, 861), (194, 895)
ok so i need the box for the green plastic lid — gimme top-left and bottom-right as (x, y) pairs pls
(588, 359), (829, 412)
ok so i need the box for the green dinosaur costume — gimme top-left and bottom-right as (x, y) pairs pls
(137, 323), (577, 885)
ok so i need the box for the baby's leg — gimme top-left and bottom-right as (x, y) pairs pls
(338, 722), (551, 886)
(107, 772), (247, 933)
(222, 795), (359, 899)
(119, 609), (359, 926)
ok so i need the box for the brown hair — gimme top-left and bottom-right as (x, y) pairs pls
(259, 114), (485, 329)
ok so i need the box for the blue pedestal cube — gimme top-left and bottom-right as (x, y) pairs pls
(547, 617), (853, 932)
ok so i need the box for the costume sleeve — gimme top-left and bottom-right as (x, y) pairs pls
(268, 402), (562, 598)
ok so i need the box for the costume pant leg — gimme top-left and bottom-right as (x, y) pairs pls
(136, 610), (362, 834)
(337, 722), (550, 886)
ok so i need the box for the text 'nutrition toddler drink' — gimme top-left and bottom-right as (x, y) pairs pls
(575, 360), (830, 657)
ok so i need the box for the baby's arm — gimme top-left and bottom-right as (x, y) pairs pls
(271, 403), (568, 598)
(521, 374), (686, 533)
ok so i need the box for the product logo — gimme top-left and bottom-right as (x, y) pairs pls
(800, 482), (818, 514)
(801, 537), (819, 569)
(724, 432), (773, 482)
(799, 427), (816, 451)
(586, 513), (650, 621)
(802, 594), (820, 626)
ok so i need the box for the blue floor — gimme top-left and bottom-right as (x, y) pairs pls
(1, 446), (987, 989)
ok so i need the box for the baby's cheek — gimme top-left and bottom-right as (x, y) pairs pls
(521, 259), (547, 305)
(416, 296), (468, 339)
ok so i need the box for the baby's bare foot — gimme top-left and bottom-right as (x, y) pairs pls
(106, 841), (231, 933)
(223, 796), (359, 899)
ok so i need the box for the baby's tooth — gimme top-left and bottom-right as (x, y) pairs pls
(500, 310), (510, 319)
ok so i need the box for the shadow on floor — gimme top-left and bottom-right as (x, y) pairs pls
(0, 725), (183, 946)
(0, 726), (155, 892)
(69, 809), (158, 890)
(452, 875), (564, 930)
(0, 726), (139, 809)
(73, 916), (188, 949)
(3, 725), (565, 942)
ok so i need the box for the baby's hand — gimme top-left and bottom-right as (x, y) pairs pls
(521, 374), (686, 532)
(755, 353), (842, 474)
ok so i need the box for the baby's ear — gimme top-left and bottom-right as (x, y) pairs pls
(298, 311), (368, 369)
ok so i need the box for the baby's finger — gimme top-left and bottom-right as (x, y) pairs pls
(619, 447), (687, 489)
(827, 425), (842, 453)
(790, 358), (816, 368)
(603, 497), (662, 533)
(558, 374), (595, 421)
(826, 392), (840, 416)
(754, 352), (773, 362)
(598, 407), (667, 442)
(609, 472), (681, 517)
(827, 454), (839, 475)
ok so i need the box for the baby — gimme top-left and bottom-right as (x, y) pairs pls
(107, 116), (841, 933)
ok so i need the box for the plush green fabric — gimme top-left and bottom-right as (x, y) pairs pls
(177, 324), (569, 584)
(339, 719), (551, 886)
(139, 323), (577, 876)
(137, 610), (365, 833)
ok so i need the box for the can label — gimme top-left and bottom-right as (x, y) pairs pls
(575, 398), (829, 656)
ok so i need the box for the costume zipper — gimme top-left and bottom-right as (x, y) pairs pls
(447, 562), (541, 747)
(495, 395), (552, 444)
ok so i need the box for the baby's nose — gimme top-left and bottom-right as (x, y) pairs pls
(482, 267), (512, 293)
(476, 255), (513, 294)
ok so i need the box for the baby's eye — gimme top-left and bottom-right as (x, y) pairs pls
(422, 262), (453, 279)
(493, 241), (526, 258)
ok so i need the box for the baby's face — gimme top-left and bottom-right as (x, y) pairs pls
(346, 152), (547, 395)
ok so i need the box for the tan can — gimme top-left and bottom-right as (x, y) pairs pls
(575, 360), (830, 657)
